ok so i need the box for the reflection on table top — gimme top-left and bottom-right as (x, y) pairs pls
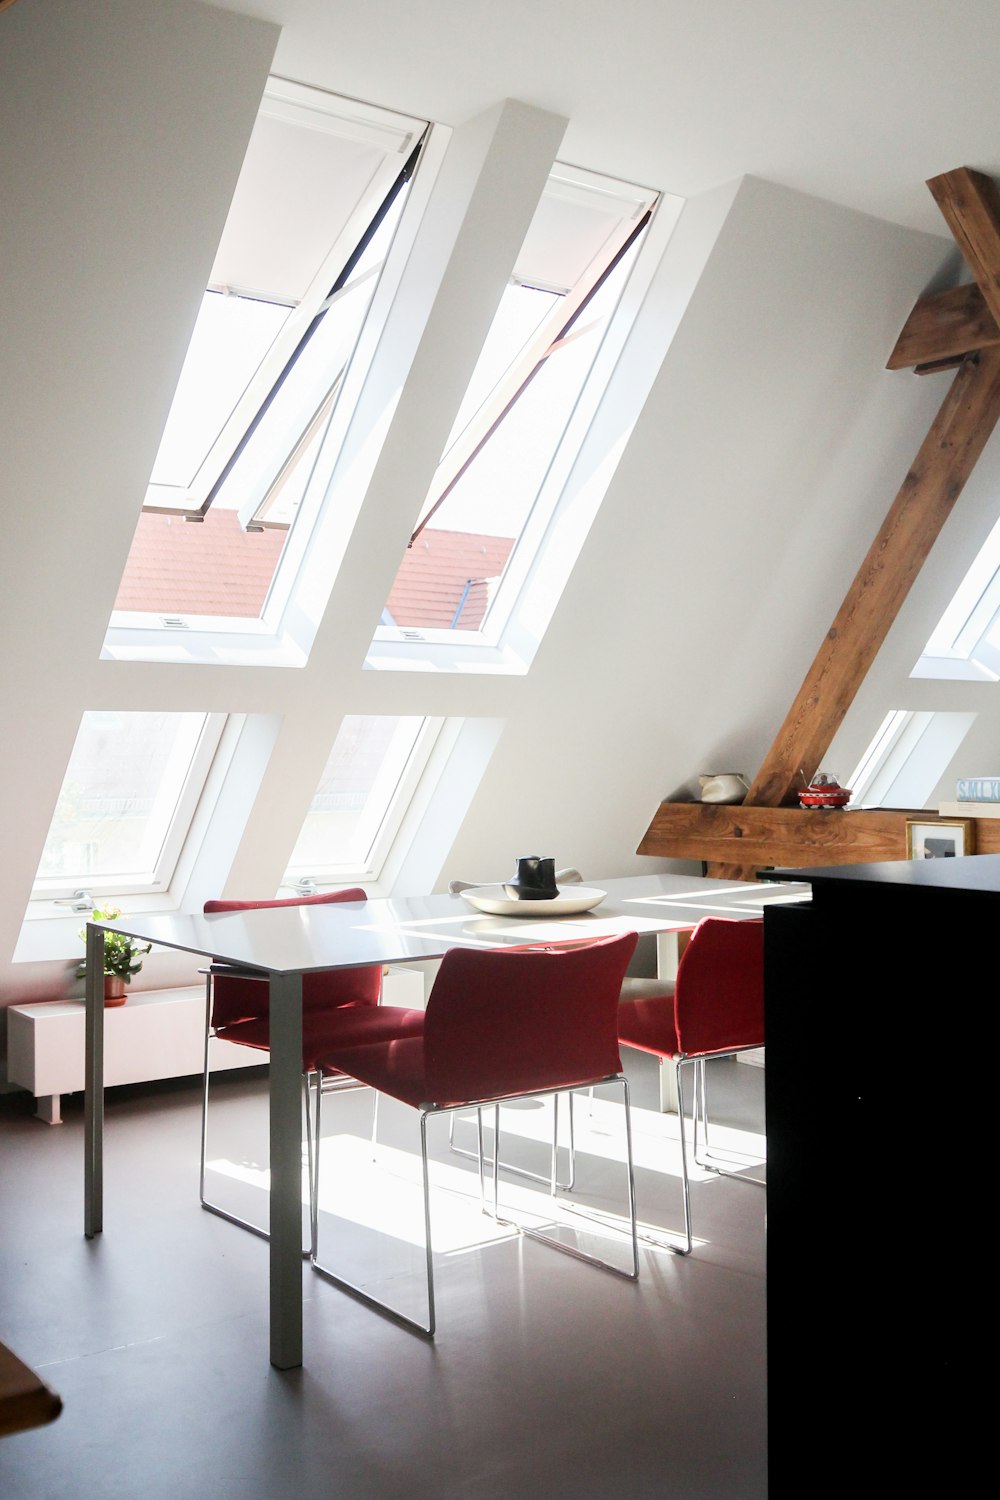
(89, 872), (811, 975)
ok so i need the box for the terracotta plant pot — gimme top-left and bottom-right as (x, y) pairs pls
(103, 975), (128, 1007)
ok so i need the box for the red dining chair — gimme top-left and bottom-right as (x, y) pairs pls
(200, 889), (425, 1250)
(446, 868), (672, 1190)
(310, 931), (640, 1336)
(617, 915), (765, 1255)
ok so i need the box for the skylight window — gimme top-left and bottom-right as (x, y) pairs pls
(282, 716), (441, 887)
(845, 709), (975, 807)
(112, 79), (427, 624)
(915, 510), (1000, 680)
(377, 165), (659, 644)
(31, 711), (225, 901)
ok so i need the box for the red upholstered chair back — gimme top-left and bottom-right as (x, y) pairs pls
(204, 889), (380, 1029)
(422, 931), (638, 1106)
(673, 917), (764, 1058)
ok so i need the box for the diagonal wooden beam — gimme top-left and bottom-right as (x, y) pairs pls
(888, 171), (1000, 372)
(887, 282), (1000, 370)
(741, 167), (1000, 818)
(741, 345), (1000, 814)
(927, 167), (1000, 326)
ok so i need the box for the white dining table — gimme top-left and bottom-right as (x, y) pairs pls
(83, 871), (808, 1369)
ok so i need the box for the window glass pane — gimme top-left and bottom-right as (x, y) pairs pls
(113, 81), (424, 627)
(150, 293), (289, 490)
(115, 172), (411, 618)
(284, 716), (425, 878)
(443, 284), (559, 450)
(920, 512), (1000, 668)
(385, 248), (635, 632)
(220, 244), (394, 529)
(34, 712), (209, 890)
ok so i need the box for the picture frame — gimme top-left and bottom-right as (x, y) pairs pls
(905, 818), (975, 860)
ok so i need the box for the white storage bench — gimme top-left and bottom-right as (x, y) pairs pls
(6, 966), (426, 1124)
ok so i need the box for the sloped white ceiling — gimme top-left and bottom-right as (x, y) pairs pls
(247, 0), (1000, 235)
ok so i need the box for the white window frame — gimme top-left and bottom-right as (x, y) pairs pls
(846, 708), (976, 807)
(104, 82), (438, 668)
(915, 509), (1000, 681)
(143, 79), (426, 520)
(29, 711), (228, 907)
(281, 717), (445, 888)
(368, 179), (683, 674)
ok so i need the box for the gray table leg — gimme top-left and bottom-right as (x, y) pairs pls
(656, 931), (681, 1112)
(267, 971), (304, 1369)
(84, 923), (105, 1237)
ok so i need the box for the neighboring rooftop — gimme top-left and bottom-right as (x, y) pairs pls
(115, 509), (513, 629)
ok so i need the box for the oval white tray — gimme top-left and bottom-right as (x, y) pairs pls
(460, 885), (606, 917)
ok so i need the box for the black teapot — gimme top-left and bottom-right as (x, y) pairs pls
(503, 855), (559, 901)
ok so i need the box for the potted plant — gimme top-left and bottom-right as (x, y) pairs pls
(77, 907), (152, 1007)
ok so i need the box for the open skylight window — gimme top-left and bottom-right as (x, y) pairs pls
(31, 711), (225, 902)
(282, 716), (441, 888)
(845, 708), (975, 807)
(376, 165), (660, 644)
(914, 510), (1000, 681)
(112, 79), (427, 627)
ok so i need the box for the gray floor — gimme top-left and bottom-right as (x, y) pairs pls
(0, 1050), (767, 1500)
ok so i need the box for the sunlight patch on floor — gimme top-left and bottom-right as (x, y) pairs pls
(450, 1093), (766, 1181)
(205, 1088), (764, 1261)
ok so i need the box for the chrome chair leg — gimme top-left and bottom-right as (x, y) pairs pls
(312, 1079), (637, 1340)
(672, 1058), (695, 1256)
(199, 975), (273, 1244)
(201, 1073), (314, 1251)
(489, 1077), (639, 1281)
(311, 1083), (435, 1337)
(200, 975), (316, 1253)
(637, 1054), (766, 1259)
(447, 1092), (577, 1192)
(419, 1112), (436, 1337)
(198, 972), (214, 1215)
(692, 1055), (766, 1186)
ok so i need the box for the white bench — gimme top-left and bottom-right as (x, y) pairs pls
(6, 967), (425, 1123)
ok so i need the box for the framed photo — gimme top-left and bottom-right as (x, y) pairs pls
(906, 818), (975, 860)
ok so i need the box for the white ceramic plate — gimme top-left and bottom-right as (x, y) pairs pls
(460, 885), (607, 917)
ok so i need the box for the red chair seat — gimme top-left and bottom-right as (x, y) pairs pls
(616, 991), (681, 1058)
(219, 1003), (426, 1072)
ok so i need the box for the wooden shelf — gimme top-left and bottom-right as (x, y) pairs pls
(637, 802), (1000, 872)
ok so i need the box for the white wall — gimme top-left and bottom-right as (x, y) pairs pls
(0, 0), (279, 1000)
(0, 0), (970, 1023)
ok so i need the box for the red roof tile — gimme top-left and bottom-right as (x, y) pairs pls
(116, 510), (514, 630)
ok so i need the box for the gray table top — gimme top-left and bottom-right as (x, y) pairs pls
(89, 872), (810, 975)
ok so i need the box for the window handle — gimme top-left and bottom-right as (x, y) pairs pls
(53, 890), (95, 912)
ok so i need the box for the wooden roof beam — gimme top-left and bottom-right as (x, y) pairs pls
(740, 167), (1000, 815)
(927, 167), (1000, 324)
(741, 344), (1000, 812)
(887, 169), (1000, 375)
(887, 282), (1000, 371)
